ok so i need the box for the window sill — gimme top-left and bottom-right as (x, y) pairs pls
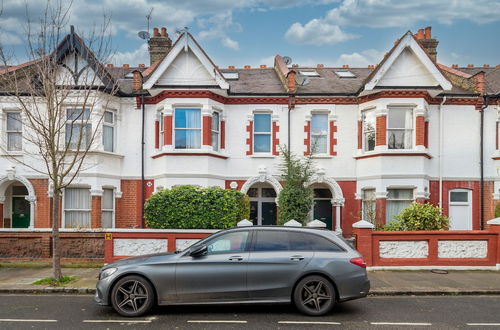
(354, 149), (431, 159)
(0, 151), (23, 157)
(152, 150), (229, 160)
(311, 154), (334, 159)
(250, 154), (276, 158)
(78, 150), (125, 158)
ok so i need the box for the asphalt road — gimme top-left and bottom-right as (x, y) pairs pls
(0, 295), (499, 329)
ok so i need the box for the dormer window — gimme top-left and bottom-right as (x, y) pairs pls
(334, 70), (356, 78)
(299, 70), (320, 77)
(222, 72), (239, 80)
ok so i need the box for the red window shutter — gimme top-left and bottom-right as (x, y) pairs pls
(220, 120), (226, 149)
(164, 115), (172, 145)
(329, 121), (337, 156)
(272, 121), (280, 156)
(304, 121), (311, 156)
(154, 120), (159, 149)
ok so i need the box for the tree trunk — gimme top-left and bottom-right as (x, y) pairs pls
(52, 189), (62, 280)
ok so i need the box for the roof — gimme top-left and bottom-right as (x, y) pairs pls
(455, 67), (500, 95)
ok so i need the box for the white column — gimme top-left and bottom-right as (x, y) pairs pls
(335, 205), (342, 233)
(25, 195), (36, 229)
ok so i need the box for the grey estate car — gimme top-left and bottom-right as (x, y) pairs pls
(95, 226), (370, 317)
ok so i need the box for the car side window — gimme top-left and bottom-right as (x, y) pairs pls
(304, 233), (344, 252)
(253, 230), (290, 251)
(206, 231), (249, 255)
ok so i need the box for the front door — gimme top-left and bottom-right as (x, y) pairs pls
(12, 197), (30, 228)
(449, 189), (472, 230)
(314, 200), (333, 230)
(248, 186), (277, 225)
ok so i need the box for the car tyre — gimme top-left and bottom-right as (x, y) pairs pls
(110, 275), (155, 317)
(293, 275), (335, 316)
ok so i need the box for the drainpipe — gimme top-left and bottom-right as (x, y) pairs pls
(141, 93), (146, 227)
(288, 94), (296, 149)
(480, 96), (489, 230)
(439, 96), (446, 212)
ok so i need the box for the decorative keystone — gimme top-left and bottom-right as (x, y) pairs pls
(284, 219), (302, 227)
(352, 220), (375, 229)
(307, 219), (327, 228)
(237, 219), (253, 227)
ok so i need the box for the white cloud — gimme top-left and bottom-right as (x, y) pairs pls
(285, 20), (357, 45)
(221, 37), (239, 50)
(111, 43), (149, 66)
(197, 11), (241, 50)
(334, 49), (384, 67)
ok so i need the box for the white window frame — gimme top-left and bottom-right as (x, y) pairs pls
(174, 108), (202, 150)
(211, 111), (221, 151)
(65, 107), (92, 150)
(253, 112), (272, 154)
(362, 188), (376, 223)
(310, 112), (329, 155)
(158, 112), (164, 147)
(386, 188), (414, 223)
(362, 109), (376, 152)
(101, 188), (115, 228)
(102, 109), (115, 152)
(387, 107), (414, 150)
(5, 110), (22, 152)
(62, 187), (91, 228)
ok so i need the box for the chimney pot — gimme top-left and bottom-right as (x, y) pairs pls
(161, 27), (167, 37)
(260, 64), (267, 68)
(483, 64), (490, 68)
(228, 65), (235, 69)
(496, 64), (500, 69)
(424, 26), (432, 39)
(148, 27), (173, 65)
(417, 29), (425, 39)
(153, 27), (159, 37)
(317, 64), (324, 68)
(123, 64), (129, 68)
(467, 64), (474, 68)
(138, 64), (145, 68)
(451, 64), (458, 68)
(342, 64), (349, 68)
(244, 65), (251, 69)
(132, 70), (142, 91)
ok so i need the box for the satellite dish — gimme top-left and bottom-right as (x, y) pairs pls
(295, 74), (310, 86)
(138, 31), (150, 40)
(282, 56), (292, 65)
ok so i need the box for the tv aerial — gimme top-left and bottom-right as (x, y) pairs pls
(138, 7), (154, 40)
(282, 56), (292, 65)
(295, 73), (310, 86)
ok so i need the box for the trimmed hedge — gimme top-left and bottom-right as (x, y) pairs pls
(145, 185), (250, 229)
(382, 202), (449, 231)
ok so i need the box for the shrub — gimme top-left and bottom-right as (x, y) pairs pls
(495, 202), (500, 218)
(381, 202), (449, 231)
(145, 185), (250, 229)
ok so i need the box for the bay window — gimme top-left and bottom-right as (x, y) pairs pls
(64, 188), (91, 228)
(102, 188), (114, 228)
(253, 113), (271, 153)
(212, 112), (220, 151)
(388, 108), (413, 149)
(103, 110), (115, 152)
(386, 188), (414, 223)
(362, 109), (376, 151)
(6, 111), (22, 151)
(362, 189), (376, 223)
(175, 108), (201, 149)
(311, 113), (328, 154)
(66, 108), (91, 149)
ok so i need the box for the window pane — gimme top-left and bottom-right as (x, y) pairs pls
(261, 188), (276, 197)
(212, 112), (219, 131)
(253, 231), (290, 251)
(305, 234), (343, 252)
(314, 189), (332, 198)
(12, 186), (28, 195)
(67, 108), (90, 120)
(289, 232), (310, 251)
(66, 124), (91, 149)
(311, 114), (328, 134)
(65, 211), (91, 228)
(65, 188), (90, 209)
(386, 200), (411, 223)
(388, 108), (412, 129)
(254, 134), (270, 153)
(207, 231), (249, 254)
(387, 189), (413, 199)
(7, 112), (22, 131)
(250, 201), (258, 225)
(388, 130), (412, 149)
(254, 114), (271, 132)
(102, 189), (114, 209)
(102, 211), (113, 228)
(450, 191), (468, 202)
(175, 129), (201, 149)
(7, 132), (22, 151)
(212, 132), (219, 151)
(311, 135), (327, 153)
(247, 188), (258, 197)
(104, 111), (114, 124)
(103, 125), (114, 152)
(175, 108), (200, 129)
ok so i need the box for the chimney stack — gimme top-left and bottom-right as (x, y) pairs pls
(416, 26), (439, 61)
(148, 26), (173, 65)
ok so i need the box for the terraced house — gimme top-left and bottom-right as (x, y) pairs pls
(0, 26), (499, 236)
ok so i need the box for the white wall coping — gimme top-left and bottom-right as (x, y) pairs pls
(487, 218), (500, 225)
(0, 228), (220, 233)
(353, 220), (375, 229)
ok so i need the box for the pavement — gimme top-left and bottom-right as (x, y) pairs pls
(0, 266), (499, 295)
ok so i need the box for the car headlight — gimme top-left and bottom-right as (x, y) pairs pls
(99, 267), (117, 280)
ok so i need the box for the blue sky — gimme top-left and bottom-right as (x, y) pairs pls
(1, 0), (500, 68)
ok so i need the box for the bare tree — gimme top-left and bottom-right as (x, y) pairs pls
(0, 1), (118, 279)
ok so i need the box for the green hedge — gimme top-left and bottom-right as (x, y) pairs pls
(382, 202), (449, 231)
(145, 185), (250, 229)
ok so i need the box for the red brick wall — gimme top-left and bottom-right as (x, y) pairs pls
(424, 121), (429, 148)
(91, 196), (102, 228)
(376, 198), (387, 226)
(202, 115), (212, 146)
(329, 121), (337, 156)
(0, 203), (3, 228)
(338, 181), (358, 236)
(154, 120), (159, 149)
(376, 115), (387, 146)
(220, 120), (226, 149)
(116, 180), (141, 228)
(272, 121), (280, 156)
(246, 121), (253, 155)
(357, 120), (362, 149)
(30, 179), (51, 228)
(415, 115), (425, 146)
(163, 115), (172, 145)
(303, 121), (311, 155)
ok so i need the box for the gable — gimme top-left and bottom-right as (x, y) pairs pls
(56, 52), (104, 86)
(377, 48), (438, 87)
(156, 49), (216, 86)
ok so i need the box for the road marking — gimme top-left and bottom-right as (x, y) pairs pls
(278, 321), (341, 325)
(83, 320), (152, 323)
(467, 323), (500, 326)
(187, 320), (248, 324)
(371, 322), (432, 326)
(0, 319), (58, 322)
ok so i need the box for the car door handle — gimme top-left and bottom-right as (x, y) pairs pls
(228, 256), (244, 261)
(290, 255), (304, 261)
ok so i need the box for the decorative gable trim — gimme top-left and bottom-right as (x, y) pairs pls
(364, 32), (452, 92)
(143, 32), (229, 90)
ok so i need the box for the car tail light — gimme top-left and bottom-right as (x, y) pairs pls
(350, 257), (367, 268)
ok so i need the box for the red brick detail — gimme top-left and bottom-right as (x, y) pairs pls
(115, 180), (153, 229)
(163, 115), (172, 146)
(304, 121), (311, 156)
(154, 120), (159, 149)
(376, 115), (387, 146)
(357, 120), (362, 150)
(329, 121), (337, 156)
(246, 121), (253, 155)
(225, 180), (247, 191)
(496, 122), (499, 150)
(202, 115), (212, 146)
(135, 96), (141, 109)
(0, 203), (3, 228)
(30, 179), (50, 228)
(353, 226), (374, 266)
(376, 198), (387, 226)
(337, 181), (358, 236)
(415, 115), (425, 146)
(220, 120), (226, 149)
(415, 198), (427, 204)
(424, 121), (429, 148)
(272, 122), (280, 156)
(91, 196), (102, 228)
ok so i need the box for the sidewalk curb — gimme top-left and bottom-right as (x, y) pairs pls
(0, 287), (95, 294)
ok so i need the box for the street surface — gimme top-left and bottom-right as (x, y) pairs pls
(0, 295), (499, 329)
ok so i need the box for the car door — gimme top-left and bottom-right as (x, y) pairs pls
(175, 230), (251, 302)
(247, 230), (313, 300)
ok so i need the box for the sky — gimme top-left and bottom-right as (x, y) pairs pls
(1, 0), (500, 69)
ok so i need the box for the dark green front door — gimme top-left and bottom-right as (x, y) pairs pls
(313, 200), (332, 230)
(261, 202), (277, 225)
(12, 197), (30, 228)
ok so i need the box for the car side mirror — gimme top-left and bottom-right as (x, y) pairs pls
(189, 244), (208, 257)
